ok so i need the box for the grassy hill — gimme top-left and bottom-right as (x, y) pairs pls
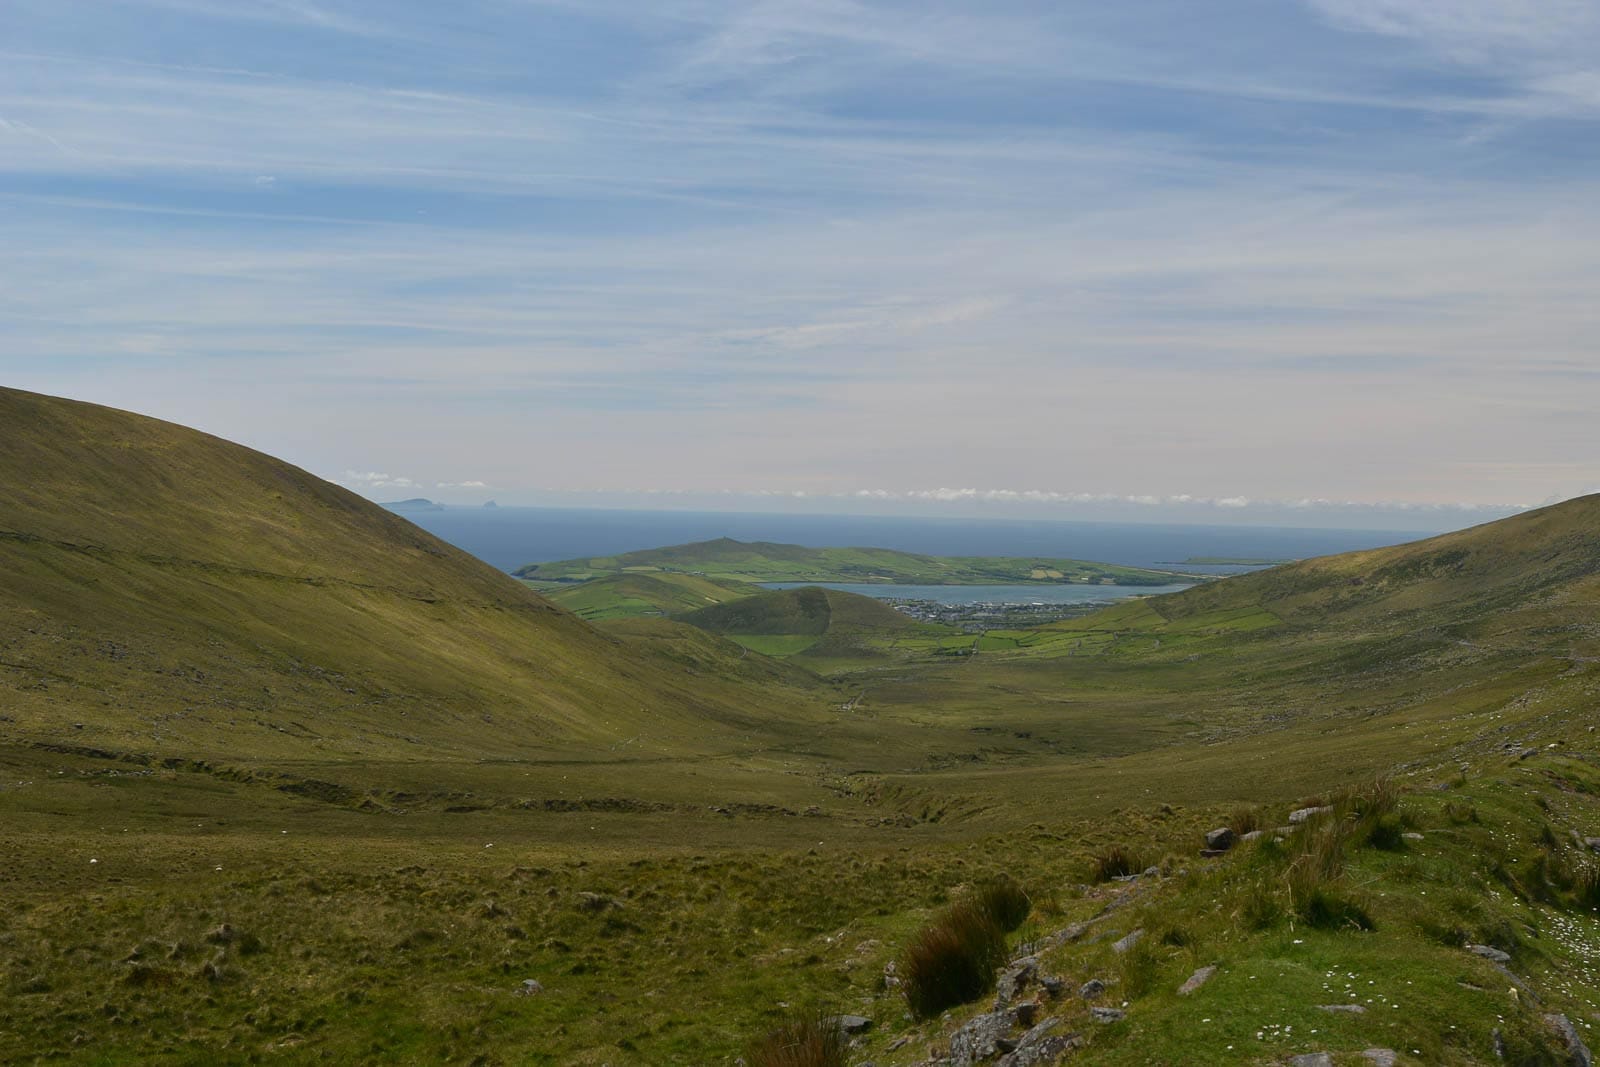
(516, 536), (1189, 586)
(676, 584), (950, 661)
(6, 386), (1600, 1064)
(537, 571), (762, 621)
(0, 386), (828, 763)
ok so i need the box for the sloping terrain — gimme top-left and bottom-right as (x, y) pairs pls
(0, 387), (826, 763)
(4, 388), (1599, 1064)
(537, 571), (762, 621)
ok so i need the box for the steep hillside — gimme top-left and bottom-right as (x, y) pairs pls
(517, 537), (1187, 586)
(1148, 495), (1600, 640)
(537, 571), (761, 621)
(0, 387), (823, 762)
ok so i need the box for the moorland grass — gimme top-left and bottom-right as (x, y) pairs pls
(898, 902), (1009, 1019)
(746, 1011), (848, 1067)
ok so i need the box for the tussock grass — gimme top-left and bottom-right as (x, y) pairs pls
(899, 902), (1008, 1019)
(1090, 845), (1144, 883)
(970, 876), (1032, 932)
(746, 1011), (847, 1067)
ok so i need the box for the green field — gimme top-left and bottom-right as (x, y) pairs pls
(4, 387), (1600, 1065)
(516, 537), (1193, 586)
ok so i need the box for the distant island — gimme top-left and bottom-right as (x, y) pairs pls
(381, 497), (445, 512)
(516, 537), (1197, 587)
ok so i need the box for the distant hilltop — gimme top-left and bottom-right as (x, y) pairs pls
(382, 497), (445, 512)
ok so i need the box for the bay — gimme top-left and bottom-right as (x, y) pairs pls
(394, 504), (1430, 577)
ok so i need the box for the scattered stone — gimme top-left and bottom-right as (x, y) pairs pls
(1089, 1007), (1125, 1024)
(517, 979), (543, 996)
(1039, 975), (1065, 999)
(1199, 849), (1229, 859)
(1289, 805), (1333, 824)
(886, 1035), (912, 1052)
(1403, 832), (1425, 841)
(995, 957), (1038, 1008)
(1112, 929), (1145, 954)
(1518, 747), (1539, 760)
(1288, 1055), (1334, 1067)
(1042, 923), (1089, 948)
(1010, 1001), (1039, 1028)
(1178, 965), (1216, 995)
(996, 1020), (1079, 1067)
(1493, 1027), (1508, 1059)
(1078, 978), (1107, 1000)
(1240, 830), (1264, 843)
(1363, 1051), (1398, 1067)
(1585, 837), (1600, 854)
(1543, 1013), (1594, 1067)
(831, 1014), (872, 1036)
(1142, 865), (1161, 877)
(1205, 827), (1236, 851)
(1468, 944), (1512, 963)
(1319, 1004), (1366, 1014)
(949, 1010), (1014, 1066)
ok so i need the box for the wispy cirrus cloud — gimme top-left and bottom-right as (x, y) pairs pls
(2, 1), (1598, 523)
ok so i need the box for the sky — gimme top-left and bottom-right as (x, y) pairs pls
(3, 1), (1598, 529)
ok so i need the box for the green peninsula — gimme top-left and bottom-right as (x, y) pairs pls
(515, 536), (1192, 587)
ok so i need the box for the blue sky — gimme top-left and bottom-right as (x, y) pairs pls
(3, 1), (1598, 528)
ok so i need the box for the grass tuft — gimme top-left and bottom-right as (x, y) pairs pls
(1090, 845), (1144, 883)
(899, 902), (1008, 1019)
(745, 1011), (848, 1067)
(971, 876), (1032, 932)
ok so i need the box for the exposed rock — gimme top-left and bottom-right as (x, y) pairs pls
(1089, 1007), (1125, 1023)
(1469, 944), (1511, 963)
(1493, 1027), (1508, 1059)
(1403, 832), (1425, 841)
(1041, 923), (1089, 948)
(1112, 929), (1145, 954)
(1078, 978), (1106, 1000)
(1319, 1004), (1366, 1014)
(1205, 827), (1236, 851)
(996, 1020), (1080, 1067)
(1178, 965), (1216, 995)
(1240, 830), (1264, 843)
(1142, 865), (1161, 877)
(1288, 1055), (1334, 1067)
(831, 1014), (872, 1035)
(1543, 1013), (1594, 1067)
(995, 957), (1038, 1009)
(517, 979), (543, 996)
(996, 1034), (1075, 1067)
(1039, 976), (1065, 999)
(1518, 747), (1539, 760)
(1585, 837), (1600, 854)
(1289, 805), (1333, 824)
(1199, 849), (1230, 859)
(949, 1010), (1014, 1066)
(1010, 1001), (1039, 1028)
(1490, 961), (1540, 1004)
(1363, 1051), (1398, 1067)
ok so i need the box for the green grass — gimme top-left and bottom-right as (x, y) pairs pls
(516, 537), (1193, 587)
(8, 387), (1600, 1062)
(535, 571), (763, 621)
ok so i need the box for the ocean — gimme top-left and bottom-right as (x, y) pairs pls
(394, 505), (1431, 577)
